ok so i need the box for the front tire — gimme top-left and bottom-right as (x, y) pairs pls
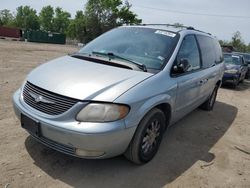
(124, 108), (166, 164)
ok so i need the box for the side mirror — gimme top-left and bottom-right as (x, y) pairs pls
(173, 58), (190, 74)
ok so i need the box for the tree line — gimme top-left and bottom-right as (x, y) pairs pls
(1, 0), (250, 53)
(0, 0), (141, 43)
(219, 31), (250, 53)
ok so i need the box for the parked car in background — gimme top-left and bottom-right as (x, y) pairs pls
(233, 52), (250, 79)
(222, 53), (248, 88)
(13, 25), (224, 164)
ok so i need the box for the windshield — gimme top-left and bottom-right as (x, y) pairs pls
(224, 54), (241, 65)
(79, 27), (178, 70)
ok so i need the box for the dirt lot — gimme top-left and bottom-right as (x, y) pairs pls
(0, 40), (250, 188)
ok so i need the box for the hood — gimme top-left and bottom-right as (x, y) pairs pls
(27, 56), (153, 101)
(225, 64), (240, 70)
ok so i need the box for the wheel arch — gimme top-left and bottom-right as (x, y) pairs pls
(154, 103), (172, 130)
(216, 79), (222, 88)
(134, 93), (173, 129)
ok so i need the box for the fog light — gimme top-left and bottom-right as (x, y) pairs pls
(75, 148), (105, 157)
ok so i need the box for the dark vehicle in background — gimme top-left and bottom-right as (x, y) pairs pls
(0, 26), (22, 39)
(233, 52), (250, 79)
(222, 53), (248, 88)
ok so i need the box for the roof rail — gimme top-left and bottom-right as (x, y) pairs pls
(140, 23), (194, 29)
(191, 28), (211, 35)
(140, 23), (211, 35)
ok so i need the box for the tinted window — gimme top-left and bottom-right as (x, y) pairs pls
(79, 27), (178, 70)
(177, 35), (200, 72)
(197, 35), (216, 68)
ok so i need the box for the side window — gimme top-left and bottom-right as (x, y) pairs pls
(197, 35), (216, 68)
(177, 35), (201, 72)
(213, 39), (223, 64)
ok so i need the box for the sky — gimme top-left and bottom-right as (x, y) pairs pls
(2, 0), (250, 43)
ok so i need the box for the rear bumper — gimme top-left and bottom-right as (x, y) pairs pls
(12, 89), (136, 159)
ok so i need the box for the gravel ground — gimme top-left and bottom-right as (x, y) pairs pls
(0, 40), (250, 188)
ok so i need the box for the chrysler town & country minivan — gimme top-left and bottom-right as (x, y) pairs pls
(13, 25), (224, 164)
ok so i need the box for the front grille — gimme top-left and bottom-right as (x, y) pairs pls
(29, 132), (76, 156)
(22, 82), (79, 115)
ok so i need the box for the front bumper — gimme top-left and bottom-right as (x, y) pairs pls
(222, 73), (239, 84)
(12, 89), (136, 159)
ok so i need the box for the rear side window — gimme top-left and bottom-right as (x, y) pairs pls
(197, 35), (216, 68)
(213, 39), (223, 64)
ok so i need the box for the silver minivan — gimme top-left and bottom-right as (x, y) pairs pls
(13, 25), (224, 164)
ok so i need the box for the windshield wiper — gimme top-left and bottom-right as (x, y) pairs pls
(92, 51), (147, 72)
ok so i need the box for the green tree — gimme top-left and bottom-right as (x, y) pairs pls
(15, 6), (40, 30)
(247, 43), (250, 53)
(230, 31), (247, 52)
(39, 5), (54, 31)
(66, 11), (86, 42)
(116, 1), (141, 25)
(53, 7), (71, 33)
(84, 0), (141, 42)
(172, 22), (184, 28)
(218, 33), (250, 53)
(0, 9), (14, 26)
(218, 40), (230, 46)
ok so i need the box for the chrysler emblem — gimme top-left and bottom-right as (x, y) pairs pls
(28, 92), (55, 104)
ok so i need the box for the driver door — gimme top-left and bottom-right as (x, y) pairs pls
(173, 35), (204, 120)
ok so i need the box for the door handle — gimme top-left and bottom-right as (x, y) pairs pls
(203, 78), (208, 83)
(198, 78), (208, 85)
(198, 80), (203, 85)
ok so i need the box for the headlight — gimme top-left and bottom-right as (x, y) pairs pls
(224, 69), (238, 74)
(76, 103), (130, 122)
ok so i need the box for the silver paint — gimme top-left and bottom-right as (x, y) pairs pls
(13, 26), (224, 158)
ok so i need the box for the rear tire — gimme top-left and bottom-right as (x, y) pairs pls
(200, 85), (218, 111)
(124, 108), (166, 164)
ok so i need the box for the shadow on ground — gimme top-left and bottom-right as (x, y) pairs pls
(25, 101), (237, 188)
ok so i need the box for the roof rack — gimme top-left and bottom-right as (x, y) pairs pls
(140, 23), (194, 30)
(140, 23), (211, 35)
